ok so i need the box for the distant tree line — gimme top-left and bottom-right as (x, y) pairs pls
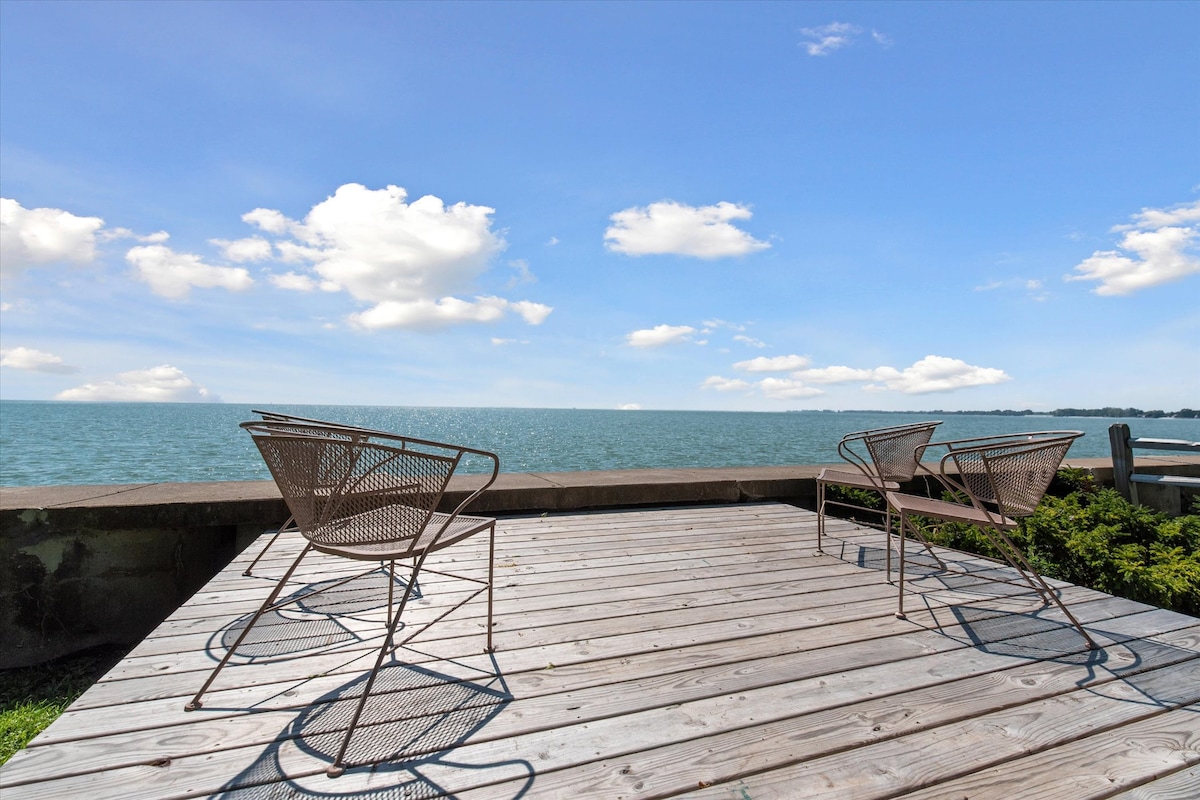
(919, 408), (1199, 419)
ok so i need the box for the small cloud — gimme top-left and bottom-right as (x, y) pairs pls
(793, 365), (879, 384)
(349, 296), (552, 331)
(210, 236), (272, 263)
(759, 377), (824, 400)
(506, 258), (536, 288)
(100, 228), (169, 244)
(799, 22), (891, 57)
(125, 245), (253, 299)
(546, 236), (560, 246)
(270, 271), (318, 291)
(491, 337), (529, 345)
(702, 318), (746, 332)
(1, 198), (104, 278)
(702, 376), (752, 392)
(976, 277), (1051, 301)
(1066, 200), (1200, 295)
(605, 201), (770, 259)
(733, 354), (811, 372)
(242, 207), (291, 235)
(55, 365), (218, 402)
(618, 403), (643, 410)
(627, 324), (697, 348)
(0, 346), (80, 374)
(733, 334), (767, 348)
(799, 22), (859, 56)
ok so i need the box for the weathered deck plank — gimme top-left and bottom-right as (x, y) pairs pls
(3, 502), (1197, 799)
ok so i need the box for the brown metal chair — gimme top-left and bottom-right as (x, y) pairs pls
(185, 420), (501, 777)
(240, 410), (390, 577)
(887, 430), (1097, 649)
(816, 420), (943, 580)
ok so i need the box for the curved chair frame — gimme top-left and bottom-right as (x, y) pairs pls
(816, 420), (943, 580)
(186, 420), (501, 777)
(887, 430), (1097, 649)
(240, 410), (392, 577)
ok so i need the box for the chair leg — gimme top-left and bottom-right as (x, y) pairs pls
(984, 525), (1099, 650)
(816, 480), (825, 554)
(242, 516), (295, 577)
(327, 555), (427, 777)
(186, 543), (313, 711)
(486, 522), (496, 654)
(895, 510), (908, 619)
(884, 498), (892, 583)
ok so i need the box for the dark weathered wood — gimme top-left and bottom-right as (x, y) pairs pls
(1109, 422), (1200, 504)
(2, 502), (1197, 800)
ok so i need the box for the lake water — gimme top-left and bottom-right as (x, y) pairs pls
(2, 400), (1197, 487)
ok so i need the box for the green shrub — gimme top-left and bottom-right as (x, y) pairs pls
(826, 483), (885, 512)
(912, 475), (1200, 616)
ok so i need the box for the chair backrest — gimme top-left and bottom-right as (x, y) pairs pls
(242, 420), (495, 549)
(839, 421), (942, 485)
(943, 431), (1082, 518)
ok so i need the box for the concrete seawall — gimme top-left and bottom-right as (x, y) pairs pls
(3, 455), (1197, 668)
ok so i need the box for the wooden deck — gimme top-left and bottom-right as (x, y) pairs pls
(2, 502), (1198, 799)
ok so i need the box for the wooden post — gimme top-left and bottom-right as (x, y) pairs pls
(1108, 423), (1135, 503)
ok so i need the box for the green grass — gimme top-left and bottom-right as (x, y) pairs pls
(0, 645), (127, 765)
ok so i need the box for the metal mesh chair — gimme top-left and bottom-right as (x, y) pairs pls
(240, 410), (390, 577)
(816, 421), (942, 580)
(185, 420), (501, 777)
(887, 430), (1097, 649)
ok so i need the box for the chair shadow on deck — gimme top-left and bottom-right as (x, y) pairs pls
(842, 542), (943, 578)
(829, 537), (1114, 669)
(215, 569), (417, 661)
(213, 655), (535, 799)
(209, 564), (500, 666)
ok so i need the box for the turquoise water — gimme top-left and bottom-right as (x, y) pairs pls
(2, 400), (1197, 487)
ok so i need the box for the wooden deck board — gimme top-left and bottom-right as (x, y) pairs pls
(3, 502), (1197, 799)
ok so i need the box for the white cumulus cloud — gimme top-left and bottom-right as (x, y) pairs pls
(702, 376), (753, 392)
(605, 201), (770, 259)
(0, 346), (80, 374)
(759, 377), (824, 400)
(863, 355), (1010, 395)
(1067, 201), (1200, 295)
(793, 365), (880, 384)
(55, 365), (218, 402)
(210, 236), (272, 263)
(1, 198), (104, 278)
(733, 354), (811, 372)
(126, 245), (254, 299)
(243, 183), (549, 329)
(349, 296), (552, 331)
(627, 324), (698, 347)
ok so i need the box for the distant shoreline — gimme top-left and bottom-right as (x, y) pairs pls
(794, 407), (1199, 419)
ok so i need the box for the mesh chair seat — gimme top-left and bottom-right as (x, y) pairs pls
(886, 491), (1017, 529)
(312, 510), (497, 561)
(816, 467), (900, 494)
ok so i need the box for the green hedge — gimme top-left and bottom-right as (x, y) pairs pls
(915, 469), (1200, 616)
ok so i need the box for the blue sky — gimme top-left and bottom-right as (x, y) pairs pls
(1, 0), (1197, 411)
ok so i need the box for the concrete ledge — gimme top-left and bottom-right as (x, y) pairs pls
(3, 455), (1197, 668)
